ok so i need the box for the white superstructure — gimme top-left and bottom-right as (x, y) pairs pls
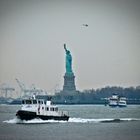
(21, 98), (67, 116)
(109, 94), (118, 107)
(16, 96), (69, 121)
(118, 97), (127, 107)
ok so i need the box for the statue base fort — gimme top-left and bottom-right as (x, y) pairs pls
(63, 72), (76, 92)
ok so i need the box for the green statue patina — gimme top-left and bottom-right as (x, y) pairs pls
(64, 44), (73, 74)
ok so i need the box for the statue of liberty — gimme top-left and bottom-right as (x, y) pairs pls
(63, 44), (76, 91)
(64, 44), (73, 74)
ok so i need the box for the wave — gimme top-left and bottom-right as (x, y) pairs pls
(3, 118), (21, 124)
(69, 118), (140, 123)
(3, 118), (67, 124)
(3, 117), (140, 124)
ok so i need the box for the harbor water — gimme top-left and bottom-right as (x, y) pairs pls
(0, 105), (140, 140)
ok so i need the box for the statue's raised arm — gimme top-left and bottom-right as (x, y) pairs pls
(64, 44), (67, 52)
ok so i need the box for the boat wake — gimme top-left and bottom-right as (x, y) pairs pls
(3, 117), (140, 124)
(3, 118), (67, 124)
(69, 118), (140, 123)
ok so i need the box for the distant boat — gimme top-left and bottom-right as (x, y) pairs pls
(108, 94), (127, 107)
(108, 94), (118, 107)
(16, 95), (69, 121)
(118, 97), (127, 107)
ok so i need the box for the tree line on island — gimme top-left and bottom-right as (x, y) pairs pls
(37, 86), (140, 104)
(3, 85), (140, 105)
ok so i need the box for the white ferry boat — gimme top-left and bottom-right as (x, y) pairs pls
(16, 96), (69, 121)
(108, 94), (127, 107)
(118, 97), (127, 107)
(108, 94), (118, 107)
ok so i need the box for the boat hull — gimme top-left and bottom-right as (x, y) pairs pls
(109, 104), (118, 107)
(118, 104), (127, 107)
(16, 110), (69, 121)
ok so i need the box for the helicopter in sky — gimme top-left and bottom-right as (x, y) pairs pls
(82, 24), (88, 27)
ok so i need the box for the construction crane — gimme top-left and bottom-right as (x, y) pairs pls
(15, 78), (43, 97)
(0, 83), (15, 98)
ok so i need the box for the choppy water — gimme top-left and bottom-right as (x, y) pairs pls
(0, 105), (140, 140)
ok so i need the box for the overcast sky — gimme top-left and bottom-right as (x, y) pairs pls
(0, 0), (140, 96)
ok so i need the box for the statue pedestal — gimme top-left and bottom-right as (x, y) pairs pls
(63, 72), (76, 92)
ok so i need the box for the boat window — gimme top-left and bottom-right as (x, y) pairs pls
(22, 100), (25, 104)
(46, 107), (49, 111)
(33, 100), (37, 104)
(26, 100), (32, 104)
(55, 107), (58, 111)
(38, 100), (43, 104)
(50, 107), (54, 111)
